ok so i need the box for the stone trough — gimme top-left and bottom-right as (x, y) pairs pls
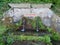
(2, 3), (60, 32)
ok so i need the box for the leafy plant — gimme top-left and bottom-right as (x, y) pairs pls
(44, 35), (51, 43)
(47, 27), (52, 32)
(51, 32), (60, 41)
(7, 37), (14, 45)
(36, 17), (46, 30)
(13, 35), (44, 41)
(0, 34), (5, 45)
(31, 19), (36, 29)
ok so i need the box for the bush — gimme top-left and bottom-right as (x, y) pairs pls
(51, 32), (60, 41)
(44, 35), (51, 43)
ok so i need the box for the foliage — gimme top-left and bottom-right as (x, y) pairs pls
(47, 27), (52, 32)
(7, 35), (51, 44)
(46, 26), (60, 41)
(51, 32), (60, 41)
(12, 35), (44, 41)
(18, 19), (22, 26)
(14, 19), (22, 30)
(7, 37), (14, 45)
(25, 18), (36, 29)
(0, 25), (6, 35)
(39, 21), (45, 29)
(3, 34), (51, 45)
(44, 35), (51, 43)
(35, 17), (46, 29)
(32, 21), (36, 29)
(0, 34), (5, 45)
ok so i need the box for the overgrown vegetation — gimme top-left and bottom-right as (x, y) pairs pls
(5, 34), (51, 45)
(0, 0), (60, 45)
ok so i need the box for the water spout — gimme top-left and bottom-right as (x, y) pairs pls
(21, 19), (25, 32)
(36, 17), (39, 32)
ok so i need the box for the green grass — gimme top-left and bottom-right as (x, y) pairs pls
(7, 34), (51, 43)
(0, 25), (6, 35)
(0, 25), (6, 45)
